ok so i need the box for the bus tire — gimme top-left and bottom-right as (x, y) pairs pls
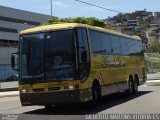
(125, 76), (134, 95)
(92, 82), (101, 105)
(133, 76), (139, 93)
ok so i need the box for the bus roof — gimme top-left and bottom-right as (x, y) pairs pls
(20, 23), (141, 41)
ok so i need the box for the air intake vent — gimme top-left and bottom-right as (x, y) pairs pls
(33, 88), (45, 92)
(48, 87), (61, 91)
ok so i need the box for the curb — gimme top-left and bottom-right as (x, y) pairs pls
(0, 91), (19, 98)
(0, 88), (18, 92)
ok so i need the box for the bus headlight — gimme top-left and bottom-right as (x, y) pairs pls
(21, 88), (31, 93)
(68, 85), (74, 89)
(64, 85), (74, 90)
(64, 85), (79, 90)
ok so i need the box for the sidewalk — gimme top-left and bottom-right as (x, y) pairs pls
(146, 72), (160, 86)
(147, 72), (160, 80)
(0, 81), (19, 97)
(0, 81), (18, 92)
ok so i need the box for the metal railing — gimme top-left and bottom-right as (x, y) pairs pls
(145, 53), (160, 73)
(0, 64), (17, 81)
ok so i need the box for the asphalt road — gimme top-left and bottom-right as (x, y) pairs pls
(0, 86), (160, 120)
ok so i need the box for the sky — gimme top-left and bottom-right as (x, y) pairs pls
(0, 0), (160, 19)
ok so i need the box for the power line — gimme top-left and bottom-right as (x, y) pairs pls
(75, 0), (122, 13)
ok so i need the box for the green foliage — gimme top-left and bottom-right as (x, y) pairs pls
(74, 17), (88, 24)
(146, 45), (160, 53)
(44, 17), (114, 30)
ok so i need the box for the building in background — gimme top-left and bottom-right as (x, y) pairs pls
(0, 5), (50, 81)
(105, 9), (160, 47)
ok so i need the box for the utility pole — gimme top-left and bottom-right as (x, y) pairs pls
(51, 0), (53, 18)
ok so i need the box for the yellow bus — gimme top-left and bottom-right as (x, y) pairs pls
(11, 23), (146, 108)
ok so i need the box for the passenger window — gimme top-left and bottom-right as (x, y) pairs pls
(111, 35), (121, 54)
(89, 30), (103, 54)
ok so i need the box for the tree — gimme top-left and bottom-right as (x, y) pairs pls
(44, 17), (114, 30)
(146, 45), (160, 53)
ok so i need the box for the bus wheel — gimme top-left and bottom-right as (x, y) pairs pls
(133, 76), (139, 93)
(125, 77), (134, 95)
(44, 105), (53, 110)
(92, 83), (101, 105)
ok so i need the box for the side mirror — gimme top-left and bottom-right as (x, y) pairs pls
(11, 55), (15, 69)
(11, 53), (18, 70)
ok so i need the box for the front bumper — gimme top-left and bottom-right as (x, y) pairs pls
(20, 90), (81, 106)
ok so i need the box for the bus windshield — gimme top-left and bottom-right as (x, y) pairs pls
(20, 29), (77, 83)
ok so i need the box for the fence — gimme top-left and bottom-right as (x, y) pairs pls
(145, 53), (160, 73)
(0, 64), (17, 81)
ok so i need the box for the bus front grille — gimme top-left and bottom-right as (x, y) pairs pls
(33, 88), (45, 92)
(48, 87), (61, 91)
(32, 87), (61, 92)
